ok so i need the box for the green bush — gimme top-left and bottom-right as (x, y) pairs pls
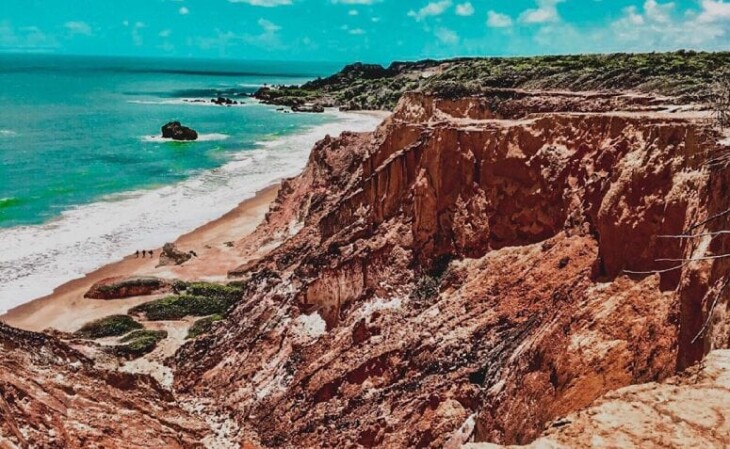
(186, 314), (224, 339)
(75, 315), (143, 339)
(97, 277), (163, 293)
(129, 282), (242, 320)
(112, 330), (168, 358)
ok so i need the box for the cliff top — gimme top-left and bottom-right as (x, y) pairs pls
(255, 50), (730, 110)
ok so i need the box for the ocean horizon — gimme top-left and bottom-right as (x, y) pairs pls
(0, 54), (379, 311)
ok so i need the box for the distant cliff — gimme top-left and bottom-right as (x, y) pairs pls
(255, 51), (730, 110)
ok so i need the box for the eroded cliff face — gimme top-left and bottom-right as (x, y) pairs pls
(0, 323), (210, 449)
(173, 91), (730, 447)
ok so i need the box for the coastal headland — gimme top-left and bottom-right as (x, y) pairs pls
(1, 52), (730, 448)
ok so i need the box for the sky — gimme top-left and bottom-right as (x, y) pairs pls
(1, 0), (729, 63)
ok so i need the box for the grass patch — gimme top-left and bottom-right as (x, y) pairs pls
(129, 282), (242, 321)
(112, 330), (168, 359)
(186, 314), (224, 339)
(75, 315), (143, 339)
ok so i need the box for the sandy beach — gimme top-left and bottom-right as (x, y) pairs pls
(1, 184), (279, 333)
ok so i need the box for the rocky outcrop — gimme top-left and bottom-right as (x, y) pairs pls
(0, 323), (209, 448)
(172, 91), (730, 447)
(84, 276), (170, 299)
(158, 242), (193, 267)
(161, 121), (198, 141)
(465, 350), (730, 449)
(211, 96), (239, 106)
(292, 103), (325, 113)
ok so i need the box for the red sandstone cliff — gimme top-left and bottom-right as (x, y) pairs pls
(172, 91), (730, 447)
(2, 90), (729, 448)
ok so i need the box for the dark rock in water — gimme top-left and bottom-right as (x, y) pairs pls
(158, 242), (193, 267)
(211, 97), (238, 106)
(292, 104), (325, 113)
(161, 121), (198, 141)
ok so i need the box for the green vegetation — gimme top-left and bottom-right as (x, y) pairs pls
(75, 315), (143, 339)
(96, 277), (164, 294)
(186, 314), (224, 339)
(129, 282), (243, 321)
(256, 51), (730, 111)
(112, 330), (168, 358)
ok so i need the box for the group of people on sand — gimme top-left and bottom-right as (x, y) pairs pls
(134, 250), (155, 258)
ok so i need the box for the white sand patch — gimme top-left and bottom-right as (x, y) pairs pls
(294, 312), (327, 339)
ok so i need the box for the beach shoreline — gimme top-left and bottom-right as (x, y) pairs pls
(0, 110), (389, 333)
(0, 183), (279, 333)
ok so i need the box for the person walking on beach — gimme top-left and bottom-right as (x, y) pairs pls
(142, 250), (147, 258)
(135, 250), (140, 258)
(149, 250), (154, 258)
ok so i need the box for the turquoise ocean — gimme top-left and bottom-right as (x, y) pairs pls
(0, 54), (381, 311)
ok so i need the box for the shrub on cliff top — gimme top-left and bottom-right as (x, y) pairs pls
(75, 315), (143, 339)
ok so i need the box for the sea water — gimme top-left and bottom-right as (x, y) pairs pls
(0, 54), (381, 311)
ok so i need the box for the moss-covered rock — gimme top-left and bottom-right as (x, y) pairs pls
(85, 276), (169, 300)
(75, 315), (143, 339)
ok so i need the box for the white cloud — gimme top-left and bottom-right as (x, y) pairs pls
(0, 21), (58, 51)
(179, 6), (190, 15)
(159, 29), (172, 37)
(643, 0), (673, 23)
(519, 0), (565, 24)
(487, 11), (513, 28)
(408, 1), (452, 21)
(258, 18), (281, 33)
(349, 28), (366, 35)
(349, 9), (359, 16)
(229, 0), (292, 6)
(698, 0), (730, 22)
(64, 21), (92, 36)
(435, 27), (459, 44)
(331, 0), (381, 4)
(607, 0), (729, 50)
(455, 2), (474, 16)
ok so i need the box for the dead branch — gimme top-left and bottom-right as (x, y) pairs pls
(685, 206), (730, 233)
(623, 261), (693, 275)
(691, 277), (730, 344)
(656, 253), (730, 263)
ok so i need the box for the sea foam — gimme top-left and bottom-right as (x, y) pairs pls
(0, 111), (383, 314)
